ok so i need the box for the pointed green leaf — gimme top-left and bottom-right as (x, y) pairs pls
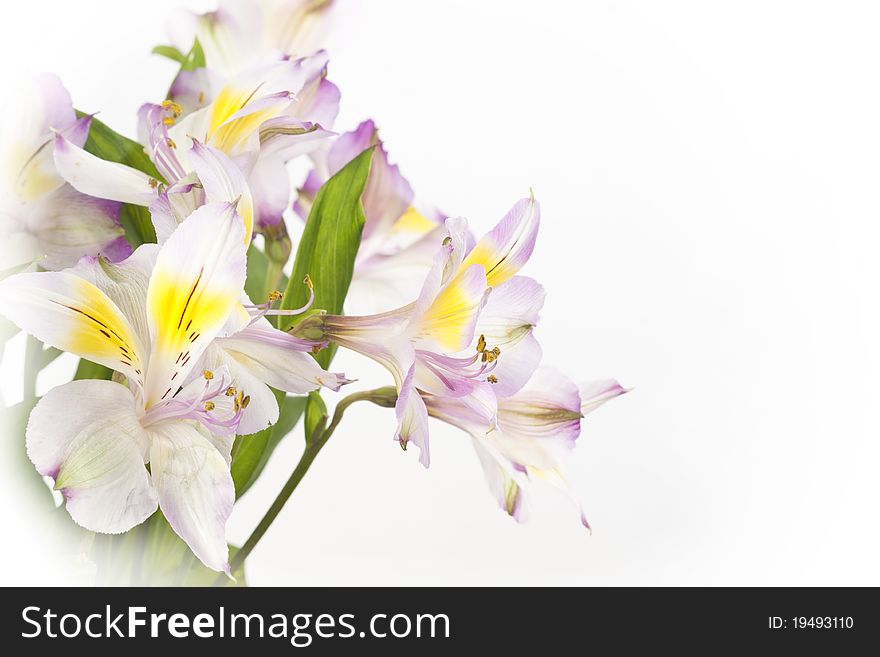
(178, 38), (205, 73)
(280, 146), (374, 370)
(152, 45), (185, 63)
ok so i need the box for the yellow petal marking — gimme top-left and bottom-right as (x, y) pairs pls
(64, 278), (143, 378)
(392, 207), (436, 235)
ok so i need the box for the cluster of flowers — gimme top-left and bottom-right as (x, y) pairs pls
(0, 0), (625, 576)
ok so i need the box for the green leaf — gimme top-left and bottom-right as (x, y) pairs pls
(280, 146), (374, 369)
(231, 390), (306, 497)
(118, 205), (157, 248)
(304, 391), (328, 445)
(77, 113), (161, 246)
(152, 44), (185, 63)
(178, 38), (205, 73)
(73, 358), (114, 381)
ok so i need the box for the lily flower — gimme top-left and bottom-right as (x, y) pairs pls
(0, 74), (127, 271)
(0, 201), (345, 571)
(169, 0), (337, 79)
(53, 52), (338, 239)
(295, 120), (448, 314)
(424, 367), (629, 527)
(294, 196), (543, 467)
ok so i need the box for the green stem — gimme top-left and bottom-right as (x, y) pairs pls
(214, 389), (387, 585)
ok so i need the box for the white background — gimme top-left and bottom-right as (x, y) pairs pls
(2, 0), (879, 585)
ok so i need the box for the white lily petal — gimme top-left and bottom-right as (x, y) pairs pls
(53, 133), (159, 206)
(471, 436), (528, 522)
(20, 185), (126, 271)
(149, 182), (202, 244)
(149, 421), (234, 574)
(72, 244), (158, 353)
(26, 380), (157, 533)
(0, 269), (147, 386)
(396, 363), (431, 467)
(215, 324), (346, 395)
(188, 140), (254, 243)
(144, 202), (247, 408)
(207, 345), (279, 436)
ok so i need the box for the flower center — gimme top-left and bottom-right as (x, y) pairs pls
(140, 369), (248, 435)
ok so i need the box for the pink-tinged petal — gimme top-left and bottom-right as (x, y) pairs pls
(395, 364), (431, 467)
(471, 437), (528, 522)
(216, 323), (348, 394)
(325, 120), (413, 241)
(266, 0), (337, 57)
(580, 379), (630, 415)
(148, 182), (202, 244)
(138, 103), (187, 184)
(526, 466), (592, 532)
(492, 367), (584, 469)
(30, 73), (77, 137)
(168, 68), (220, 117)
(144, 202), (247, 408)
(459, 196), (540, 287)
(326, 119), (375, 173)
(0, 269), (147, 386)
(293, 167), (323, 219)
(296, 77), (340, 130)
(148, 421), (234, 574)
(346, 224), (446, 315)
(257, 117), (333, 161)
(64, 114), (92, 150)
(189, 140), (254, 243)
(188, 0), (263, 76)
(489, 331), (542, 398)
(24, 185), (125, 271)
(53, 133), (159, 206)
(479, 276), (545, 342)
(5, 74), (80, 203)
(205, 345), (280, 436)
(26, 380), (157, 533)
(247, 153), (290, 230)
(200, 51), (338, 159)
(362, 142), (413, 242)
(101, 235), (134, 263)
(475, 275), (545, 397)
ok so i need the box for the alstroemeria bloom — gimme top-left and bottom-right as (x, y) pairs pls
(295, 196), (543, 466)
(424, 367), (628, 527)
(169, 0), (336, 79)
(0, 74), (127, 271)
(295, 120), (445, 314)
(0, 201), (344, 571)
(53, 52), (338, 238)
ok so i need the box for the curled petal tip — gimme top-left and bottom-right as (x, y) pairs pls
(580, 510), (592, 533)
(325, 373), (355, 391)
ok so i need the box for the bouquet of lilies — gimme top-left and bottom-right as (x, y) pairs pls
(0, 0), (626, 585)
